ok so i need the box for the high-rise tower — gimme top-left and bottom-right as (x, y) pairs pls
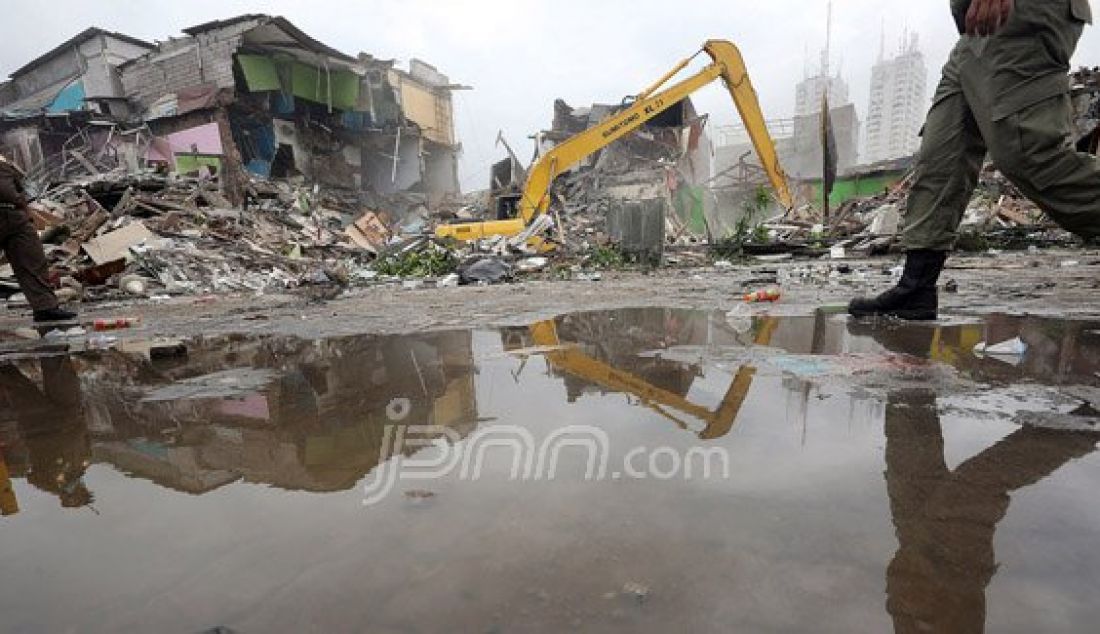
(865, 31), (928, 163)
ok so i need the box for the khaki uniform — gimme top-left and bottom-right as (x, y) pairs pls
(0, 156), (59, 311)
(903, 0), (1100, 250)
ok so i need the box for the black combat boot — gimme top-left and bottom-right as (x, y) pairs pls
(848, 250), (947, 321)
(33, 307), (78, 323)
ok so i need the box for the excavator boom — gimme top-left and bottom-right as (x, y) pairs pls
(437, 40), (792, 244)
(528, 315), (780, 439)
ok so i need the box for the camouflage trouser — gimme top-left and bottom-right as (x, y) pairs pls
(903, 0), (1100, 250)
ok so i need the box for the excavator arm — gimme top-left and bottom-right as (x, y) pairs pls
(437, 40), (792, 243)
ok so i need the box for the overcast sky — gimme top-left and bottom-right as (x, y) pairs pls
(3, 0), (1100, 190)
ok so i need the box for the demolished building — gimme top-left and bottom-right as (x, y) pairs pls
(518, 96), (715, 255)
(0, 15), (463, 208)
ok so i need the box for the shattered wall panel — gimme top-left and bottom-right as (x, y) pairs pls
(391, 71), (454, 146)
(363, 131), (423, 194)
(607, 198), (666, 263)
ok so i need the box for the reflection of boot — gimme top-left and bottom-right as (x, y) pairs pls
(846, 319), (936, 358)
(33, 307), (78, 323)
(849, 250), (947, 321)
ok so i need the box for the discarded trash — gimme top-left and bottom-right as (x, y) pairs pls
(945, 279), (959, 294)
(743, 287), (781, 303)
(621, 581), (651, 604)
(120, 274), (150, 296)
(43, 326), (86, 339)
(974, 337), (1028, 365)
(437, 273), (461, 288)
(93, 317), (142, 332)
(714, 260), (734, 269)
(86, 334), (118, 350)
(516, 257), (550, 273)
(725, 304), (754, 334)
(830, 245), (846, 259)
(459, 257), (513, 285)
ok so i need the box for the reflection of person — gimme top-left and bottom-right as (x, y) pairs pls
(0, 450), (16, 516)
(883, 389), (1098, 632)
(850, 0), (1099, 321)
(0, 154), (77, 323)
(0, 358), (91, 508)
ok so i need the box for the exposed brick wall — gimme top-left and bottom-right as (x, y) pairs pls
(120, 21), (256, 112)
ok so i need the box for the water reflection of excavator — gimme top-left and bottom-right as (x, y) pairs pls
(521, 316), (779, 440)
(436, 40), (792, 248)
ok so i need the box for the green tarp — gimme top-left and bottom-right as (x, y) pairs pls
(237, 54), (360, 111)
(808, 172), (905, 208)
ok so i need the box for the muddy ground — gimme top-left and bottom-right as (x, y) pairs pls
(8, 249), (1096, 338)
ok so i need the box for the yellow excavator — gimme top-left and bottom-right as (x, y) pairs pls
(524, 316), (779, 440)
(436, 40), (793, 246)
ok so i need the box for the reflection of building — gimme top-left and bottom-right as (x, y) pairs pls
(0, 330), (481, 503)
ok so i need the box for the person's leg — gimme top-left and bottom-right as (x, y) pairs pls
(899, 97), (987, 252)
(849, 51), (986, 320)
(985, 94), (1100, 241)
(1, 209), (59, 312)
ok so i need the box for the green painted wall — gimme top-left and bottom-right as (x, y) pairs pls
(237, 54), (360, 111)
(806, 171), (906, 207)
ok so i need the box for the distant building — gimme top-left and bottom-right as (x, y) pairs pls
(790, 67), (860, 178)
(788, 1), (860, 177)
(790, 104), (860, 178)
(865, 34), (928, 164)
(794, 73), (850, 118)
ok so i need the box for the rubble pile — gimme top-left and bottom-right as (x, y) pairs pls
(824, 164), (1086, 255)
(1072, 66), (1100, 151)
(5, 170), (387, 306)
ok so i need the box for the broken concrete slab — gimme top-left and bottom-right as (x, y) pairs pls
(83, 221), (155, 265)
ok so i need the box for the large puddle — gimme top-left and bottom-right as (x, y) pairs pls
(2, 309), (1099, 632)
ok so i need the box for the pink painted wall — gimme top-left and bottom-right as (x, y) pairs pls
(146, 122), (224, 162)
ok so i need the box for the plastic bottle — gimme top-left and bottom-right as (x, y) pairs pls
(93, 317), (142, 332)
(743, 287), (781, 303)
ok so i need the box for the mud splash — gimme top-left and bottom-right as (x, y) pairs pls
(1, 309), (1098, 632)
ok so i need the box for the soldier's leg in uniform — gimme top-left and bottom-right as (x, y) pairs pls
(901, 91), (988, 251)
(849, 50), (983, 320)
(985, 94), (1100, 241)
(1, 209), (58, 312)
(961, 0), (1100, 241)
